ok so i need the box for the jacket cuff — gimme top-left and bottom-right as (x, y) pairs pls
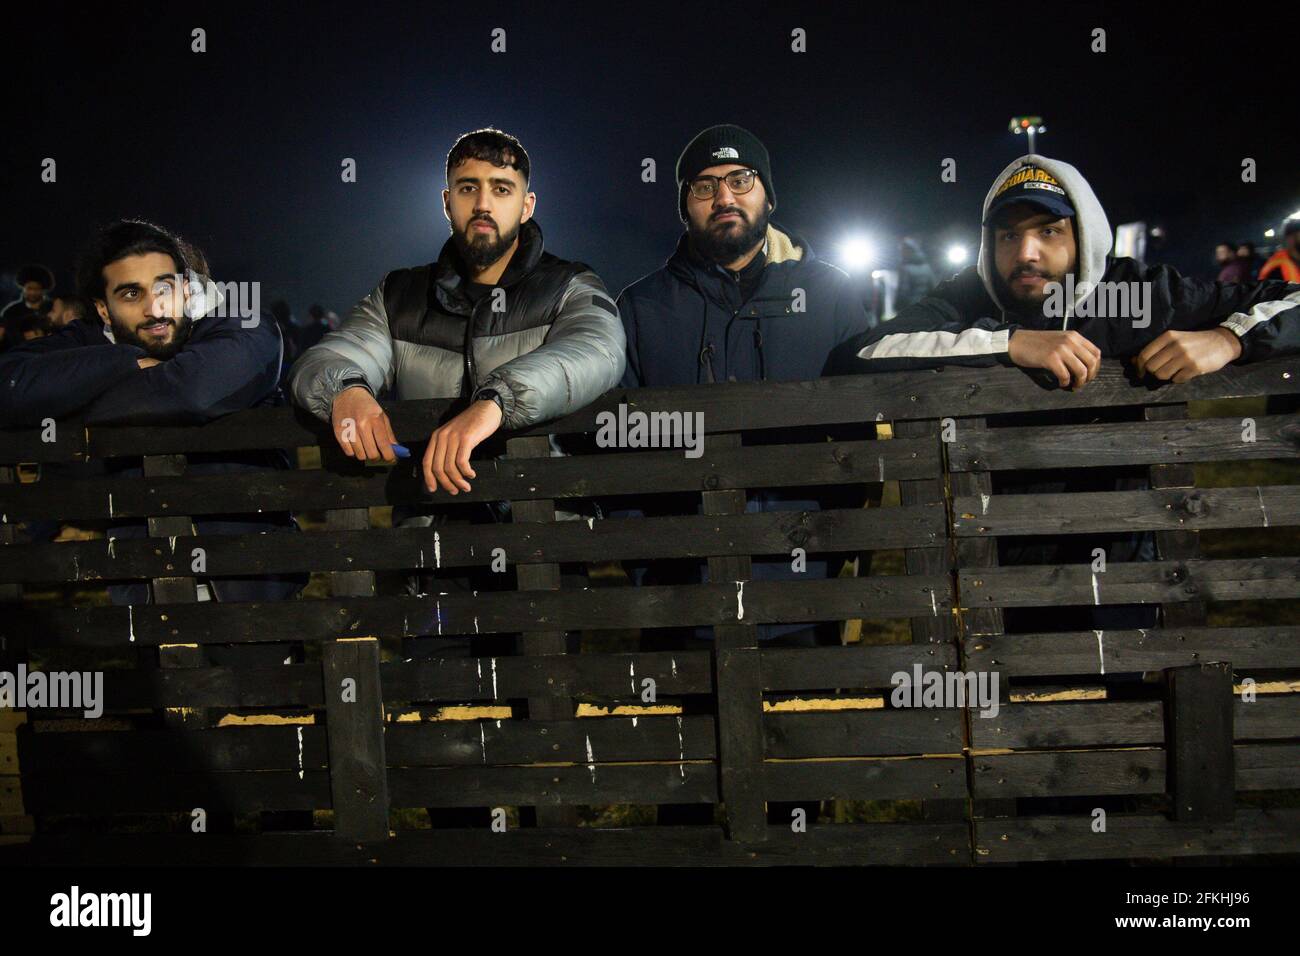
(1217, 320), (1251, 363)
(316, 366), (368, 420)
(476, 374), (518, 427)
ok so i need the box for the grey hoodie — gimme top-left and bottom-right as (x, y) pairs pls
(975, 153), (1112, 328)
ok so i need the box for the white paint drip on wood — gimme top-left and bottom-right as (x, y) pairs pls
(1094, 629), (1106, 675)
(676, 715), (686, 780)
(1091, 572), (1101, 605)
(585, 735), (597, 783)
(433, 531), (442, 567)
(1257, 487), (1270, 527)
(297, 726), (305, 779)
(735, 581), (745, 619)
(127, 605), (135, 643)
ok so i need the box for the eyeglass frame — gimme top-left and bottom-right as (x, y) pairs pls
(686, 167), (760, 201)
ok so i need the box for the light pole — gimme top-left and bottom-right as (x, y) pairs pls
(1010, 115), (1046, 154)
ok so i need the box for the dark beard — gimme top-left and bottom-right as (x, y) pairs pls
(994, 267), (1070, 317)
(690, 204), (769, 265)
(452, 217), (521, 272)
(112, 313), (193, 360)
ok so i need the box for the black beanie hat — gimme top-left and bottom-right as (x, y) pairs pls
(676, 124), (775, 223)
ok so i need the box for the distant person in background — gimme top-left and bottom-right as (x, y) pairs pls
(47, 289), (92, 329)
(1215, 241), (1249, 283)
(268, 298), (301, 381)
(1236, 241), (1261, 280)
(296, 302), (331, 354)
(895, 236), (938, 312)
(1259, 221), (1300, 283)
(1, 263), (54, 350)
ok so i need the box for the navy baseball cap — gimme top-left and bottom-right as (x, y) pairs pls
(983, 164), (1076, 226)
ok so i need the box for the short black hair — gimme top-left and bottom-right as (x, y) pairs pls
(446, 128), (530, 185)
(49, 289), (91, 322)
(1238, 241), (1257, 254)
(16, 264), (54, 289)
(76, 219), (190, 302)
(1217, 240), (1236, 250)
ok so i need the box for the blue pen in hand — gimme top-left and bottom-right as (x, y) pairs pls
(391, 443), (411, 458)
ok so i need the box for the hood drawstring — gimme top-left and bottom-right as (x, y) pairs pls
(693, 293), (718, 384)
(699, 343), (717, 383)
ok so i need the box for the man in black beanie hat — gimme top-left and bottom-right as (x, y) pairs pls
(620, 123), (872, 387)
(614, 123), (876, 826)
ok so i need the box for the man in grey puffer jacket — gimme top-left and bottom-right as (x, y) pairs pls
(290, 128), (625, 493)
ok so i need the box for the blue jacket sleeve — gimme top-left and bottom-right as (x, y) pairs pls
(83, 316), (284, 425)
(0, 325), (146, 426)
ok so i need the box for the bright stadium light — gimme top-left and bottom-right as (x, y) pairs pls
(839, 235), (876, 273)
(1265, 228), (1276, 238)
(946, 244), (968, 265)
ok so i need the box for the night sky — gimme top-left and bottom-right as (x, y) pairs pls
(5, 1), (1296, 316)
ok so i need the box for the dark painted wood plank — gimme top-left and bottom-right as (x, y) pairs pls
(0, 504), (945, 584)
(1165, 662), (1235, 823)
(322, 638), (390, 842)
(949, 412), (1300, 471)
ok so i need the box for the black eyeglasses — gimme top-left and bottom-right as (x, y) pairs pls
(688, 168), (758, 200)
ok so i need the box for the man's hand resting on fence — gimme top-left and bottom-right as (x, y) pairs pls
(331, 385), (399, 462)
(1007, 330), (1102, 390)
(1130, 328), (1242, 383)
(423, 398), (504, 495)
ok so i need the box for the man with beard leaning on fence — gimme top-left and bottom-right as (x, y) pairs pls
(833, 154), (1300, 637)
(290, 128), (626, 827)
(0, 219), (305, 673)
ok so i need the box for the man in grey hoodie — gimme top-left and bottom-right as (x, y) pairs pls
(834, 154), (1300, 634)
(837, 153), (1300, 381)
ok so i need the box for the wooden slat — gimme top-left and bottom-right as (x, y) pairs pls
(0, 505), (945, 584)
(765, 710), (963, 757)
(703, 437), (767, 843)
(322, 639), (389, 842)
(507, 434), (577, 828)
(965, 625), (1300, 677)
(952, 486), (1300, 537)
(0, 438), (936, 521)
(960, 557), (1300, 609)
(3, 357), (1295, 462)
(949, 412), (1300, 471)
(8, 576), (954, 647)
(0, 821), (973, 866)
(975, 808), (1300, 863)
(1165, 662), (1235, 822)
